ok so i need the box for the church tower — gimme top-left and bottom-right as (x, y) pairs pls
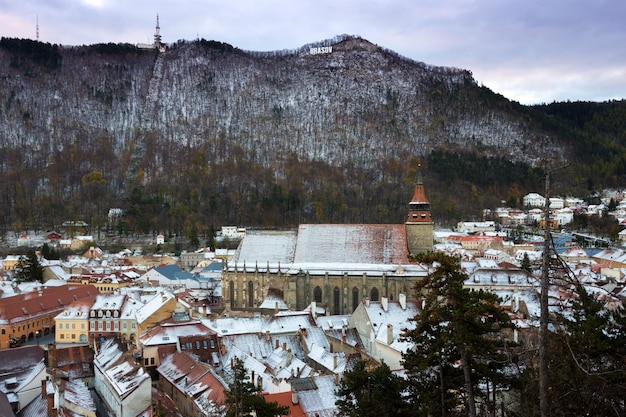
(405, 166), (433, 254)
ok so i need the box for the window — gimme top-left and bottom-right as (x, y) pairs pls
(81, 323), (85, 330)
(1, 329), (4, 335)
(60, 334), (64, 339)
(131, 323), (136, 329)
(248, 281), (254, 307)
(114, 322), (119, 330)
(203, 340), (208, 349)
(196, 341), (201, 349)
(333, 287), (340, 315)
(90, 311), (95, 318)
(90, 322), (95, 331)
(150, 357), (155, 365)
(352, 287), (359, 312)
(71, 334), (76, 339)
(370, 287), (379, 302)
(210, 339), (215, 349)
(313, 286), (322, 303)
(106, 311), (111, 318)
(186, 342), (192, 349)
(144, 358), (149, 366)
(114, 311), (118, 318)
(72, 323), (76, 329)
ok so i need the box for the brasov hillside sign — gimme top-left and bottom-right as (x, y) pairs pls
(309, 46), (333, 55)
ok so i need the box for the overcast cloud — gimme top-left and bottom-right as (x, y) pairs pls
(1, 0), (624, 105)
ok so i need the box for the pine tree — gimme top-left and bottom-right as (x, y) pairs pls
(14, 250), (44, 283)
(402, 252), (517, 417)
(336, 360), (411, 417)
(225, 357), (289, 417)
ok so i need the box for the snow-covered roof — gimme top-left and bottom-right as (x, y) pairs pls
(135, 290), (175, 324)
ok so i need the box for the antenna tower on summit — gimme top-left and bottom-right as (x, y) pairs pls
(36, 14), (39, 41)
(154, 14), (162, 47)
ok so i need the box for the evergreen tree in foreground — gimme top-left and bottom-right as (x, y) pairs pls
(14, 250), (43, 283)
(402, 252), (517, 417)
(336, 360), (411, 417)
(225, 357), (289, 417)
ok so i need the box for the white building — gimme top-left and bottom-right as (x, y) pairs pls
(523, 193), (546, 207)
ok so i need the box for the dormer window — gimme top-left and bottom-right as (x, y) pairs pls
(114, 311), (119, 318)
(106, 311), (111, 318)
(98, 311), (103, 318)
(91, 311), (95, 317)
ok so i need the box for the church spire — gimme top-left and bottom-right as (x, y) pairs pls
(405, 163), (433, 254)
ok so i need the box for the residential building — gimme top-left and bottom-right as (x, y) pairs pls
(135, 290), (179, 347)
(0, 284), (98, 349)
(54, 294), (97, 344)
(0, 345), (47, 414)
(157, 351), (227, 416)
(94, 338), (152, 417)
(88, 293), (127, 345)
(348, 294), (419, 370)
(523, 193), (546, 207)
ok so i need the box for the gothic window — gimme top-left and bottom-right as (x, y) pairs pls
(229, 281), (235, 308)
(333, 287), (340, 315)
(248, 281), (254, 308)
(313, 286), (322, 303)
(352, 287), (359, 312)
(370, 287), (379, 302)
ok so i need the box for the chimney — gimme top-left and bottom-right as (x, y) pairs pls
(334, 373), (339, 385)
(251, 370), (255, 384)
(387, 323), (393, 345)
(276, 339), (280, 349)
(287, 349), (292, 365)
(265, 330), (271, 341)
(333, 354), (337, 370)
(365, 297), (370, 307)
(399, 293), (406, 310)
(311, 301), (317, 319)
(46, 392), (55, 416)
(48, 344), (57, 368)
(41, 379), (47, 398)
(292, 391), (299, 404)
(282, 342), (287, 351)
(381, 296), (388, 312)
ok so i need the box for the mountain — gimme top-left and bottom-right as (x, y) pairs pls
(0, 35), (623, 240)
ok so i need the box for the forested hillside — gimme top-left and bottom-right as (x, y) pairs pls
(0, 35), (623, 240)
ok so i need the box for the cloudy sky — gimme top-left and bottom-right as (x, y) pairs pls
(1, 0), (624, 105)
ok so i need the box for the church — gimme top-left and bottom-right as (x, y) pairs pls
(222, 174), (434, 315)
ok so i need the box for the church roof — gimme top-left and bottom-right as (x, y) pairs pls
(294, 224), (410, 265)
(227, 224), (427, 276)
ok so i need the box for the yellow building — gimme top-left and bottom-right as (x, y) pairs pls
(54, 294), (97, 344)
